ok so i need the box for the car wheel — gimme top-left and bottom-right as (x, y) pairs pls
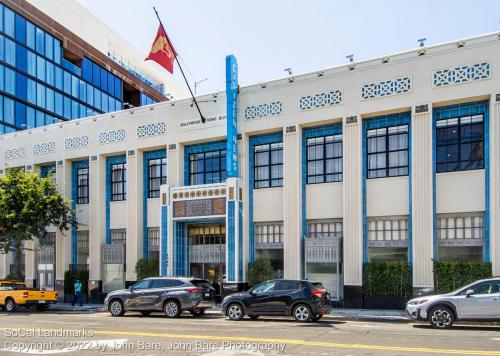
(109, 299), (125, 317)
(248, 314), (259, 320)
(190, 308), (205, 317)
(428, 306), (455, 329)
(163, 300), (181, 318)
(227, 303), (244, 321)
(140, 311), (152, 316)
(293, 304), (312, 322)
(311, 313), (323, 321)
(5, 299), (16, 313)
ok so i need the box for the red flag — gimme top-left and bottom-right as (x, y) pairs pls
(145, 25), (177, 74)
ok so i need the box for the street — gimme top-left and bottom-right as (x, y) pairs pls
(0, 312), (499, 355)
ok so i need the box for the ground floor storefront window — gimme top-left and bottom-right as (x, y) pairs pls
(367, 216), (408, 262)
(437, 213), (484, 261)
(255, 222), (284, 278)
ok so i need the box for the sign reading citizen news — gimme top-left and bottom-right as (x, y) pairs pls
(226, 55), (239, 178)
(173, 198), (226, 218)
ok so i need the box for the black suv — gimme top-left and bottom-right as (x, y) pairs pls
(222, 279), (331, 322)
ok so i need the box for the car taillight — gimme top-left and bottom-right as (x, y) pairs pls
(184, 287), (202, 294)
(22, 291), (29, 298)
(312, 290), (325, 298)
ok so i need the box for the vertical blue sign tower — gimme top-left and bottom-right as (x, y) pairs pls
(226, 55), (239, 177)
(225, 55), (243, 284)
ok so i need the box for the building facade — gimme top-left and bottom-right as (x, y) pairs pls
(0, 0), (186, 134)
(0, 32), (499, 306)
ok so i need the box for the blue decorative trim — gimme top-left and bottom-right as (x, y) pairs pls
(40, 165), (55, 178)
(301, 124), (342, 277)
(227, 201), (236, 281)
(184, 140), (226, 186)
(143, 149), (167, 259)
(248, 132), (283, 263)
(432, 101), (490, 261)
(238, 201), (243, 281)
(105, 155), (126, 244)
(71, 160), (89, 265)
(361, 112), (412, 264)
(160, 206), (168, 276)
(225, 55), (239, 178)
(174, 222), (189, 276)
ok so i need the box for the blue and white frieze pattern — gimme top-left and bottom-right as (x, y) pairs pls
(99, 129), (126, 144)
(299, 90), (342, 110)
(361, 76), (412, 100)
(244, 101), (283, 120)
(64, 136), (89, 150)
(5, 147), (25, 160)
(433, 62), (490, 87)
(33, 142), (56, 155)
(137, 122), (167, 138)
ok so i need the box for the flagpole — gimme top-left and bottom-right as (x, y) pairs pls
(153, 7), (206, 123)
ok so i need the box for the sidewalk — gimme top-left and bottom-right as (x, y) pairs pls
(48, 303), (408, 322)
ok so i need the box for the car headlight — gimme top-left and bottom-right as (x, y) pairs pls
(408, 299), (428, 305)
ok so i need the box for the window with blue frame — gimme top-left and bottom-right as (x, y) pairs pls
(148, 158), (167, 198)
(254, 142), (283, 188)
(189, 149), (226, 185)
(77, 168), (89, 204)
(307, 134), (342, 184)
(367, 125), (409, 178)
(111, 163), (127, 201)
(436, 114), (484, 173)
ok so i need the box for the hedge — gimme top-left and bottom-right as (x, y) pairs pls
(363, 262), (412, 297)
(247, 258), (276, 285)
(433, 260), (492, 294)
(64, 269), (89, 296)
(135, 259), (159, 281)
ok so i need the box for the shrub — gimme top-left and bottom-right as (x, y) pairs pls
(433, 260), (492, 294)
(64, 269), (89, 295)
(247, 258), (276, 285)
(135, 259), (159, 281)
(363, 262), (412, 297)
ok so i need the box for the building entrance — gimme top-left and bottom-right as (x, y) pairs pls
(188, 224), (225, 283)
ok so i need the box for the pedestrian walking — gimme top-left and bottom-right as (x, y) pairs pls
(72, 279), (83, 306)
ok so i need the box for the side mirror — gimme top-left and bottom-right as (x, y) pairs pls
(465, 289), (475, 297)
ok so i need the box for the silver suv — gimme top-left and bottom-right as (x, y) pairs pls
(406, 277), (500, 328)
(104, 277), (215, 318)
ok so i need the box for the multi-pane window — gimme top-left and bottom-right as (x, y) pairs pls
(255, 223), (284, 245)
(41, 232), (56, 247)
(367, 125), (408, 179)
(189, 149), (226, 185)
(148, 158), (167, 198)
(437, 213), (484, 241)
(77, 231), (89, 265)
(367, 216), (408, 243)
(307, 135), (342, 184)
(111, 229), (126, 244)
(111, 163), (126, 201)
(77, 168), (89, 204)
(307, 220), (343, 239)
(436, 114), (484, 173)
(148, 227), (160, 260)
(254, 142), (283, 188)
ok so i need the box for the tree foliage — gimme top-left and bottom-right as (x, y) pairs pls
(247, 258), (276, 285)
(433, 260), (492, 294)
(135, 259), (159, 280)
(0, 169), (76, 278)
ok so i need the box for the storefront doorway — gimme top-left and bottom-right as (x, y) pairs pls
(188, 223), (226, 283)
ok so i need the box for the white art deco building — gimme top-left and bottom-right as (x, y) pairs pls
(0, 32), (499, 306)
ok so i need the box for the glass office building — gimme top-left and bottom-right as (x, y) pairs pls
(0, 1), (163, 134)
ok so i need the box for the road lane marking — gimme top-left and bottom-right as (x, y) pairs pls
(1, 328), (498, 355)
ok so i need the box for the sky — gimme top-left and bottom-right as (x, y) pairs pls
(76, 0), (500, 95)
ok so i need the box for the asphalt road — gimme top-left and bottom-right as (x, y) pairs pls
(0, 311), (499, 356)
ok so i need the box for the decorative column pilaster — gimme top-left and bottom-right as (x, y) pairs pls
(125, 149), (142, 283)
(490, 94), (500, 275)
(342, 115), (363, 307)
(411, 104), (435, 292)
(226, 178), (243, 283)
(283, 125), (302, 279)
(55, 160), (71, 299)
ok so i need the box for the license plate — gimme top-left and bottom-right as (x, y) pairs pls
(38, 301), (46, 304)
(204, 293), (210, 298)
